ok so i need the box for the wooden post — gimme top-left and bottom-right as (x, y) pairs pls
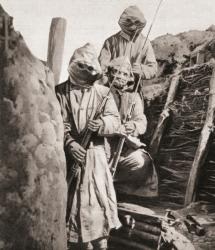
(184, 64), (215, 206)
(47, 17), (66, 85)
(149, 66), (181, 158)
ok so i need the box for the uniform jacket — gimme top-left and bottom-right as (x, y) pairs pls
(56, 80), (121, 243)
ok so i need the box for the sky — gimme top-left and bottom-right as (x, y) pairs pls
(1, 0), (215, 81)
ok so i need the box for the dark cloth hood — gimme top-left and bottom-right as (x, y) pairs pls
(118, 5), (146, 36)
(68, 43), (102, 88)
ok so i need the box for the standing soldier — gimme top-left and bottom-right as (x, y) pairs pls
(99, 6), (157, 102)
(56, 43), (121, 250)
(106, 56), (158, 198)
(99, 5), (157, 99)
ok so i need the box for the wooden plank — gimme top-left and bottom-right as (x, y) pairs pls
(47, 17), (66, 85)
(184, 63), (215, 205)
(110, 236), (155, 250)
(118, 202), (161, 226)
(135, 221), (161, 235)
(149, 66), (181, 158)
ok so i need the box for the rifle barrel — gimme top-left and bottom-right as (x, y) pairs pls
(67, 89), (112, 187)
(112, 137), (126, 177)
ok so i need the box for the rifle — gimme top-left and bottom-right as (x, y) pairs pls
(67, 88), (112, 188)
(67, 27), (143, 187)
(111, 0), (164, 176)
(67, 56), (137, 187)
(111, 75), (142, 177)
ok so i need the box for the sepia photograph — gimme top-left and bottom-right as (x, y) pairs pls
(0, 0), (215, 249)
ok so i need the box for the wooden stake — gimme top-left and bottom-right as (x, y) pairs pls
(149, 66), (181, 158)
(47, 17), (66, 85)
(184, 64), (215, 206)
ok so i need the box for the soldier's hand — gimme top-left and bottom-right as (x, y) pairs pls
(209, 58), (215, 67)
(132, 63), (142, 75)
(69, 141), (86, 163)
(101, 74), (109, 85)
(88, 119), (103, 132)
(124, 121), (135, 134)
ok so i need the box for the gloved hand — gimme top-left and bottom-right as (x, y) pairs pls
(69, 141), (86, 163)
(124, 121), (135, 135)
(132, 63), (142, 75)
(101, 74), (109, 85)
(88, 119), (103, 132)
(209, 58), (215, 67)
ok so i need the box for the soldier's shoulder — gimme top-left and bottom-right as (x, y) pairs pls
(55, 80), (69, 93)
(104, 31), (121, 42)
(139, 33), (152, 44)
(126, 91), (142, 101)
(94, 83), (110, 96)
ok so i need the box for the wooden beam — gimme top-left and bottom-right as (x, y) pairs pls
(110, 236), (155, 250)
(184, 63), (215, 206)
(149, 66), (181, 158)
(47, 17), (66, 85)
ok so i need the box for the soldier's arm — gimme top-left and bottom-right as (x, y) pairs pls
(55, 86), (76, 148)
(98, 39), (112, 72)
(98, 92), (121, 136)
(131, 93), (147, 137)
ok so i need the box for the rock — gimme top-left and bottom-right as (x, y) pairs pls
(0, 5), (67, 250)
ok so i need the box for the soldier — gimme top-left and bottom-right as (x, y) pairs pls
(106, 56), (158, 198)
(56, 43), (121, 250)
(99, 5), (157, 99)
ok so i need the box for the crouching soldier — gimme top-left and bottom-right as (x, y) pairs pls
(106, 56), (158, 198)
(55, 43), (121, 250)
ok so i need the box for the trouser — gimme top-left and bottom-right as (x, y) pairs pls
(68, 237), (108, 250)
(114, 148), (150, 182)
(114, 148), (158, 197)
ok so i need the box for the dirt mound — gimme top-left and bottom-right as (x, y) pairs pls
(177, 30), (215, 50)
(151, 26), (215, 77)
(152, 34), (189, 63)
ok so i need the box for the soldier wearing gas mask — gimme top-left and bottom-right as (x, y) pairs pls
(99, 5), (157, 100)
(106, 56), (158, 198)
(56, 43), (121, 250)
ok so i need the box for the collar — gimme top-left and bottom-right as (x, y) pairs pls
(112, 86), (126, 96)
(69, 77), (92, 90)
(119, 30), (131, 41)
(119, 30), (140, 42)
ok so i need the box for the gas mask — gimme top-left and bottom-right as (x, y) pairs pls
(108, 57), (134, 91)
(118, 5), (146, 37)
(68, 43), (102, 87)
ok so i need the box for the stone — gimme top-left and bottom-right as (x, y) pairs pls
(0, 5), (67, 250)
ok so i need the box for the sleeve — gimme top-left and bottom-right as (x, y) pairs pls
(140, 40), (158, 79)
(131, 93), (147, 137)
(98, 92), (121, 136)
(98, 39), (112, 72)
(55, 86), (76, 149)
